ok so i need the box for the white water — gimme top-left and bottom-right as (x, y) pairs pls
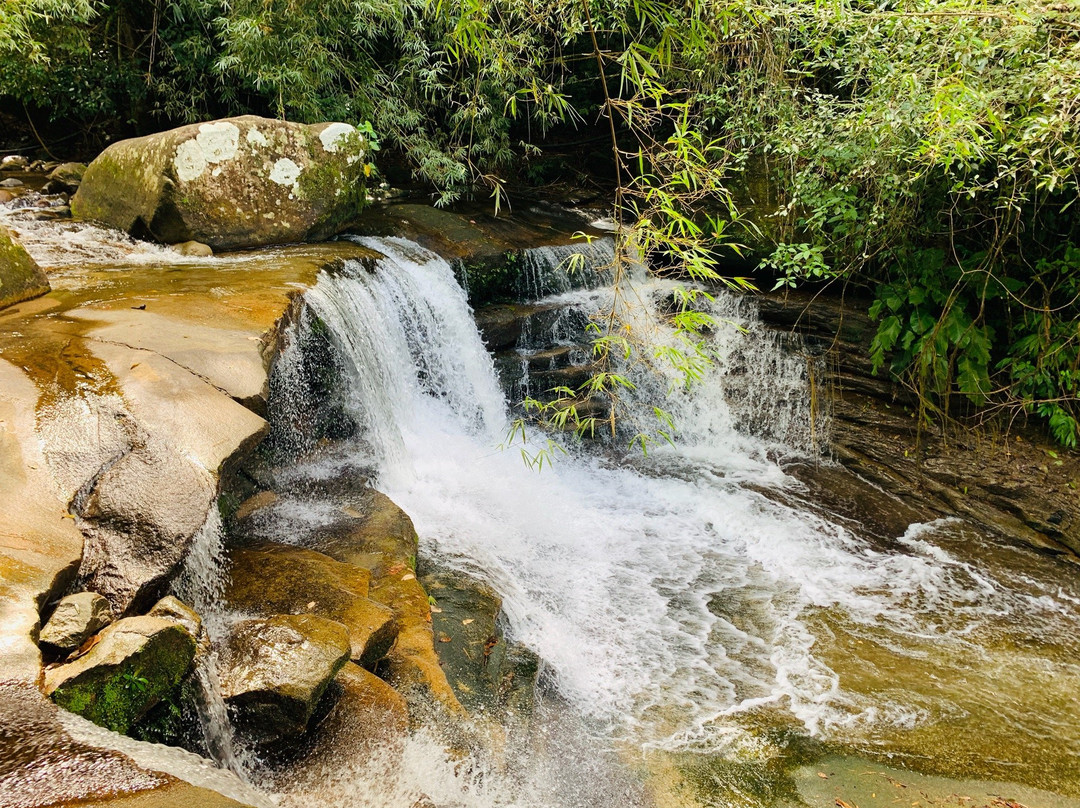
(293, 236), (1080, 777)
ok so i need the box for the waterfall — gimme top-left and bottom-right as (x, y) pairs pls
(286, 235), (1080, 778)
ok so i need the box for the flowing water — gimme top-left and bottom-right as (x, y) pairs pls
(7, 195), (1079, 805)
(258, 236), (1080, 805)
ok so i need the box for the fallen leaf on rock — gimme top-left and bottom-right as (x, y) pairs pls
(835, 801), (857, 808)
(430, 606), (442, 613)
(818, 772), (829, 779)
(402, 573), (415, 581)
(306, 601), (316, 610)
(462, 618), (474, 625)
(438, 633), (452, 643)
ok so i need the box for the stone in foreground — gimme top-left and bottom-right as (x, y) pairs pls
(219, 614), (351, 744)
(39, 591), (113, 652)
(72, 115), (369, 250)
(43, 615), (197, 733)
(0, 226), (49, 310)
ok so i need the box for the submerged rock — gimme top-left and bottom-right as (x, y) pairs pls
(44, 615), (197, 734)
(39, 592), (113, 653)
(72, 115), (370, 250)
(173, 240), (213, 257)
(422, 569), (538, 720)
(219, 614), (351, 744)
(225, 543), (398, 668)
(0, 226), (49, 310)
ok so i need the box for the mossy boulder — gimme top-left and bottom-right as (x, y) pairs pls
(0, 226), (49, 310)
(43, 615), (197, 734)
(219, 614), (351, 744)
(72, 116), (371, 250)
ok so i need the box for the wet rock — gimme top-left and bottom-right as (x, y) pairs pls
(422, 569), (538, 720)
(41, 161), (86, 195)
(78, 441), (217, 613)
(44, 615), (197, 734)
(309, 489), (466, 716)
(232, 490), (279, 523)
(72, 116), (370, 250)
(0, 225), (50, 310)
(226, 544), (398, 667)
(39, 592), (113, 653)
(1, 155), (29, 169)
(219, 614), (351, 744)
(173, 240), (213, 257)
(0, 190), (13, 204)
(0, 178), (24, 188)
(147, 595), (203, 641)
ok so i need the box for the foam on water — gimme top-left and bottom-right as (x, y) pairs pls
(294, 237), (1080, 768)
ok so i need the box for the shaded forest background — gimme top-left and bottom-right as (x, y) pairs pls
(2, 0), (1078, 446)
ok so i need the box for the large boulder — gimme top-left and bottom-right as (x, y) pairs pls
(219, 614), (351, 744)
(0, 226), (49, 310)
(225, 544), (398, 668)
(38, 591), (113, 653)
(43, 615), (197, 734)
(72, 116), (370, 250)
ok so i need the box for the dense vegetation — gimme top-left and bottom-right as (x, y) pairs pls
(2, 0), (1078, 446)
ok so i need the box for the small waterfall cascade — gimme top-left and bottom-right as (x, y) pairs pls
(172, 510), (251, 775)
(277, 234), (1080, 800)
(514, 237), (618, 299)
(493, 242), (829, 454)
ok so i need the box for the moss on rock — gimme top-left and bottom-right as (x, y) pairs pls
(0, 226), (49, 310)
(72, 116), (371, 250)
(44, 616), (197, 734)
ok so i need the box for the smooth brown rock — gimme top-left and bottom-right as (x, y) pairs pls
(311, 490), (465, 715)
(219, 614), (351, 743)
(225, 544), (397, 667)
(173, 240), (213, 257)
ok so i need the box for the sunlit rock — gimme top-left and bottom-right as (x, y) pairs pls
(44, 615), (197, 733)
(225, 543), (397, 668)
(71, 115), (370, 250)
(219, 614), (351, 744)
(39, 592), (113, 653)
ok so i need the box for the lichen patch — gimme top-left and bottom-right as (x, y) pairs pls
(174, 139), (207, 183)
(319, 123), (357, 154)
(246, 127), (269, 148)
(270, 158), (302, 191)
(197, 121), (240, 164)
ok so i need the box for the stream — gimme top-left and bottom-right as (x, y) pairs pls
(247, 236), (1080, 805)
(4, 199), (1079, 807)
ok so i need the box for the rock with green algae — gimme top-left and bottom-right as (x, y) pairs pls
(218, 613), (351, 744)
(0, 225), (49, 310)
(72, 115), (370, 250)
(43, 615), (197, 734)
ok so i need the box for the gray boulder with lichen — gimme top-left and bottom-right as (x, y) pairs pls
(72, 116), (370, 250)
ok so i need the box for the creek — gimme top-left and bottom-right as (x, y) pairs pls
(238, 235), (1080, 806)
(3, 198), (1079, 808)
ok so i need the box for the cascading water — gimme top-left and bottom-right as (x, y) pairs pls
(172, 510), (252, 775)
(277, 236), (1080, 801)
